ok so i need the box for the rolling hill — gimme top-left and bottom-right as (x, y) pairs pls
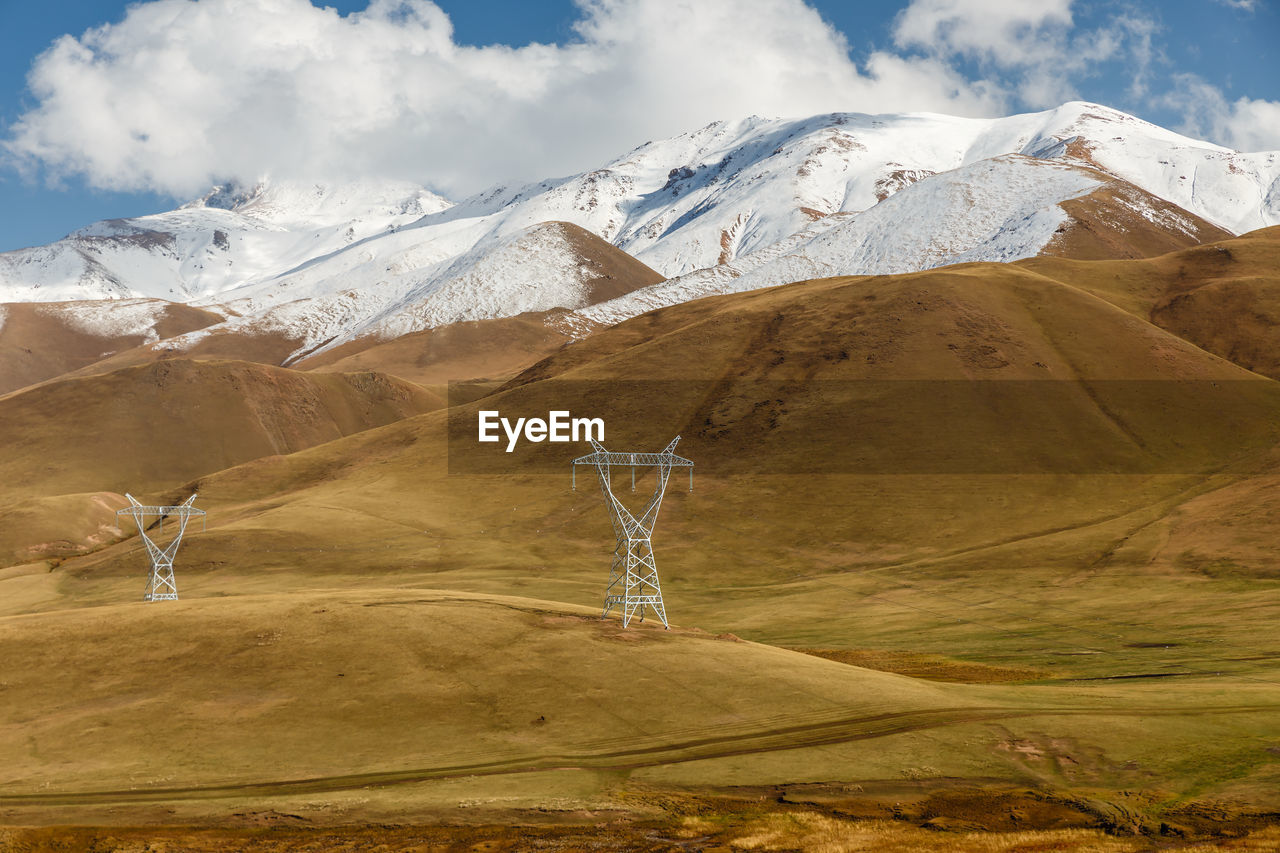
(0, 298), (223, 395)
(0, 358), (442, 566)
(17, 232), (1277, 654)
(2, 588), (1277, 844)
(1022, 225), (1280, 380)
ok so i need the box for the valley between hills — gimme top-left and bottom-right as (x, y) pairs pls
(1, 225), (1279, 850)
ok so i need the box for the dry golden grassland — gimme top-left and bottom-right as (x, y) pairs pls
(2, 230), (1279, 849)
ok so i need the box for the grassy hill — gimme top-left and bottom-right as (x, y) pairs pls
(0, 299), (223, 395)
(1, 590), (1277, 838)
(2, 230), (1279, 844)
(1022, 225), (1280, 379)
(0, 359), (443, 567)
(293, 310), (582, 387)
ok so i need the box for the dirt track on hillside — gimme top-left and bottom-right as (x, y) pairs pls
(4, 702), (1277, 808)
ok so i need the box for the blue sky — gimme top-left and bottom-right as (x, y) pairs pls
(1, 0), (1276, 252)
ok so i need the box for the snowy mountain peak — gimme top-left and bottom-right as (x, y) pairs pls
(0, 177), (458, 305)
(183, 178), (453, 228)
(183, 182), (266, 212)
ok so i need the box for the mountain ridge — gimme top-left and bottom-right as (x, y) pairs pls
(1, 101), (1276, 375)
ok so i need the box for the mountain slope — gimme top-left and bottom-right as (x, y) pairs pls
(1, 102), (1274, 373)
(171, 221), (664, 365)
(0, 359), (442, 512)
(0, 298), (223, 394)
(425, 101), (1274, 280)
(571, 156), (1232, 328)
(1022, 225), (1280, 379)
(5, 240), (1280, 824)
(1045, 179), (1232, 260)
(48, 241), (1277, 613)
(292, 310), (581, 386)
(0, 180), (451, 303)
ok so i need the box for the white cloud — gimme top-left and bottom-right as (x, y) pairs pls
(1114, 13), (1159, 100)
(894, 0), (1075, 67)
(891, 0), (1159, 109)
(1214, 0), (1258, 11)
(2, 0), (1005, 200)
(1166, 74), (1280, 153)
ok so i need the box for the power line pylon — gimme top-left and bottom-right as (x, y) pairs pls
(572, 437), (693, 628)
(117, 493), (206, 602)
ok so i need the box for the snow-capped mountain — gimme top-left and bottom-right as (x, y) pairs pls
(401, 100), (1275, 281)
(0, 180), (451, 303)
(161, 220), (663, 362)
(572, 153), (1229, 327)
(1, 101), (1277, 365)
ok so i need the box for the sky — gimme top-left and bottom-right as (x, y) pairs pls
(0, 0), (1276, 253)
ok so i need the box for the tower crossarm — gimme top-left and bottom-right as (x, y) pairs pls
(116, 506), (207, 519)
(572, 450), (694, 468)
(571, 437), (692, 629)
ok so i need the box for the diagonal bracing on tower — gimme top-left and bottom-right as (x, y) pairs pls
(572, 437), (693, 628)
(116, 493), (206, 602)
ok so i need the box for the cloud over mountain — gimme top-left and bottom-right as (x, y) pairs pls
(2, 0), (999, 198)
(4, 0), (1277, 200)
(891, 0), (1159, 108)
(1168, 75), (1280, 155)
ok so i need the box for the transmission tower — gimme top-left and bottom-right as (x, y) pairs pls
(117, 493), (206, 602)
(572, 437), (693, 628)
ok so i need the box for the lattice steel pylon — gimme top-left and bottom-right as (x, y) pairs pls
(116, 493), (206, 602)
(572, 437), (693, 628)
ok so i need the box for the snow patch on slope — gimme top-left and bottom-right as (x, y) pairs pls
(359, 222), (603, 337)
(578, 156), (1101, 326)
(1103, 185), (1205, 239)
(36, 299), (172, 342)
(163, 222), (616, 363)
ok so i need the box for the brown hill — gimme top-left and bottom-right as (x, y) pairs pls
(156, 325), (306, 368)
(294, 310), (579, 386)
(0, 590), (971, 797)
(11, 248), (1280, 823)
(552, 220), (668, 304)
(1022, 225), (1280, 378)
(1046, 178), (1231, 261)
(46, 254), (1280, 637)
(0, 492), (128, 580)
(0, 359), (442, 543)
(0, 299), (222, 394)
(4, 587), (1276, 839)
